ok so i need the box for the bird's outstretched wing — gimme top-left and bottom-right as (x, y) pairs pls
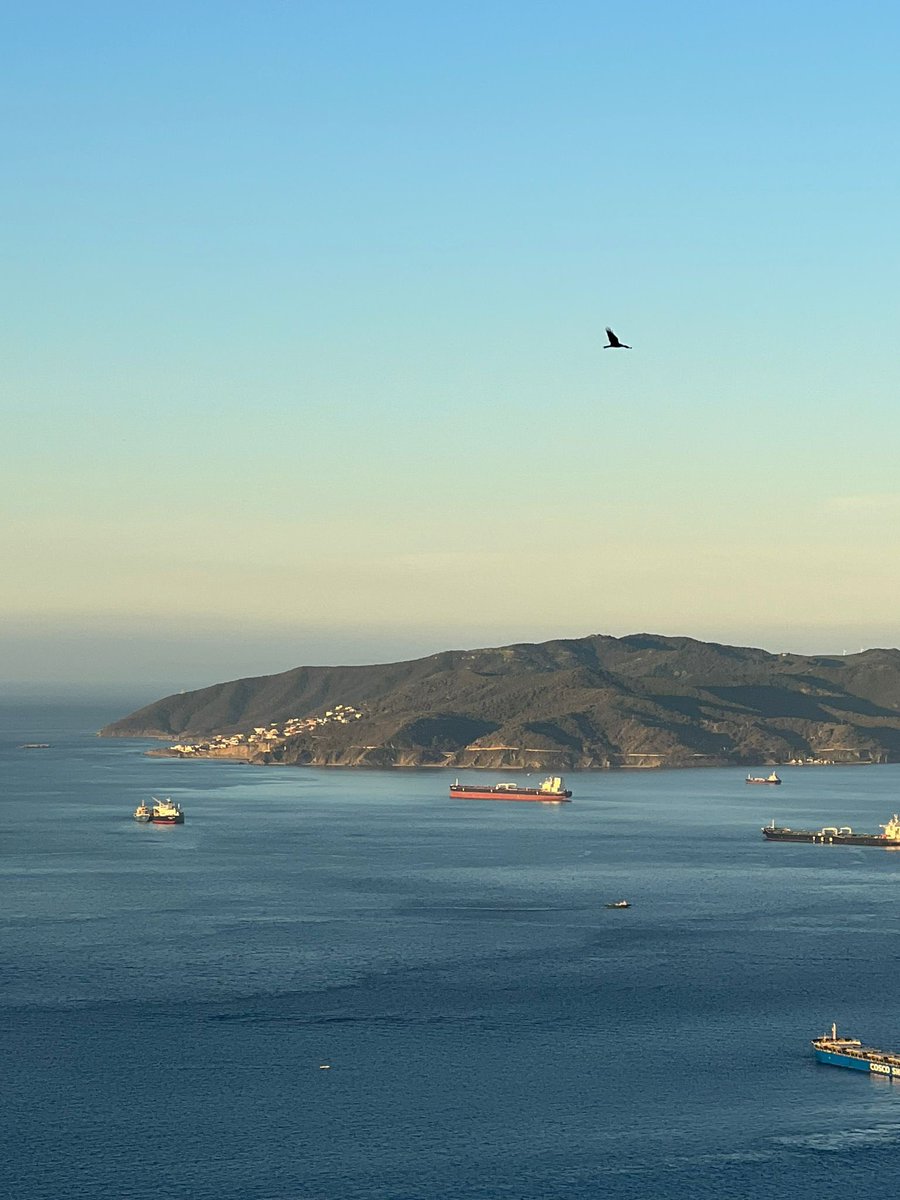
(605, 326), (619, 345)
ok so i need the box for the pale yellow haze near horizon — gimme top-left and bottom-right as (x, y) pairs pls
(6, 492), (900, 640)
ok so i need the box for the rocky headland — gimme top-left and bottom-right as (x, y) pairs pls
(99, 633), (900, 770)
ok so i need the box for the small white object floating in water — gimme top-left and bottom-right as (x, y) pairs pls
(319, 1064), (331, 1070)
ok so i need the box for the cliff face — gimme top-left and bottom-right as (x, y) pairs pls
(100, 634), (900, 769)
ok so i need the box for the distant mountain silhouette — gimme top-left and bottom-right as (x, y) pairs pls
(100, 634), (900, 769)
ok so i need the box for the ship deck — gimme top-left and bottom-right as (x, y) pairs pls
(814, 1040), (900, 1069)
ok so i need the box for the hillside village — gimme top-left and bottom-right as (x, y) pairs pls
(165, 704), (364, 758)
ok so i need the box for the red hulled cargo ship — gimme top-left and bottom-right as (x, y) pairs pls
(449, 775), (572, 802)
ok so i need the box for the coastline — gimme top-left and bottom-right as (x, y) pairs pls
(139, 742), (881, 772)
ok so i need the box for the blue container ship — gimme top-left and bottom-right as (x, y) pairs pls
(812, 1025), (900, 1078)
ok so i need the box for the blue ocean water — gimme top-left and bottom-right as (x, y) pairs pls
(4, 701), (900, 1199)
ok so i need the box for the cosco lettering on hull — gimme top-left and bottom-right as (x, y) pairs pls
(812, 1025), (900, 1079)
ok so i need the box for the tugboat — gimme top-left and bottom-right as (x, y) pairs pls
(746, 772), (781, 785)
(604, 900), (631, 909)
(134, 797), (185, 825)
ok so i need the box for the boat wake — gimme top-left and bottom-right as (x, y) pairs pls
(207, 1009), (484, 1028)
(773, 1123), (900, 1152)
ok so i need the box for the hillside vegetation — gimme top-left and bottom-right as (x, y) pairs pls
(99, 633), (900, 769)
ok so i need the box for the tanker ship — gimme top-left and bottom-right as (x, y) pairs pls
(450, 775), (572, 802)
(813, 1025), (900, 1078)
(762, 814), (900, 847)
(133, 797), (185, 825)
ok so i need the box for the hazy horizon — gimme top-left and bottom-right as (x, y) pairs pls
(2, 619), (897, 697)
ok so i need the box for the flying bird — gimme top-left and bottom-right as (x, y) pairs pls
(604, 326), (631, 349)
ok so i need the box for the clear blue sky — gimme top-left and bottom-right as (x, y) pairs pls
(3, 0), (899, 688)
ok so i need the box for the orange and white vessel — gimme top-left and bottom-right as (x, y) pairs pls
(449, 775), (572, 803)
(133, 797), (185, 825)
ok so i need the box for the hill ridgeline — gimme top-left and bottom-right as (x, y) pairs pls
(99, 633), (900, 770)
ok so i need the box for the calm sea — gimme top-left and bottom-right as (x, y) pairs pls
(4, 699), (900, 1199)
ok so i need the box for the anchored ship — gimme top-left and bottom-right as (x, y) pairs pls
(813, 1024), (900, 1078)
(746, 772), (781, 785)
(133, 797), (185, 825)
(450, 775), (572, 802)
(762, 814), (900, 846)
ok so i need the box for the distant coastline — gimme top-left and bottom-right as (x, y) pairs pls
(100, 632), (900, 770)
(141, 741), (881, 772)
